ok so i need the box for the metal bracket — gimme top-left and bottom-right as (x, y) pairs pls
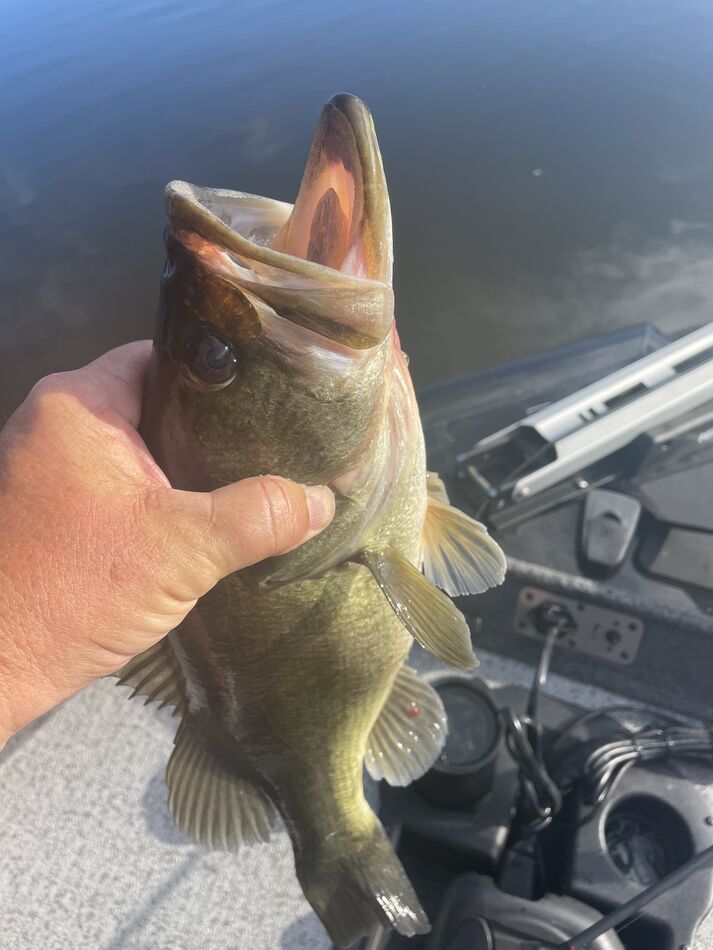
(513, 586), (644, 666)
(458, 321), (713, 503)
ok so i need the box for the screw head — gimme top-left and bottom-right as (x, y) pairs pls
(705, 816), (713, 826)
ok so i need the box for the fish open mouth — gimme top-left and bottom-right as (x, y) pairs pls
(272, 94), (392, 284)
(164, 94), (394, 348)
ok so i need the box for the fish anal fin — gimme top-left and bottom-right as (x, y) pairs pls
(365, 665), (447, 786)
(166, 721), (279, 852)
(362, 547), (478, 669)
(115, 637), (186, 717)
(422, 493), (507, 597)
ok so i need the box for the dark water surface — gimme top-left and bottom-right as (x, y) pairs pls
(3, 0), (713, 419)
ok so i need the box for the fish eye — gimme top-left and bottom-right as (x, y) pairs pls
(184, 325), (237, 389)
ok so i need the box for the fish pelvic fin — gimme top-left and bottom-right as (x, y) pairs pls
(362, 547), (478, 669)
(365, 664), (447, 786)
(297, 811), (429, 947)
(115, 637), (186, 717)
(166, 720), (279, 851)
(422, 477), (507, 597)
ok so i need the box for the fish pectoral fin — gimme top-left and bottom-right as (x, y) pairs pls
(167, 721), (279, 852)
(421, 490), (507, 598)
(115, 637), (186, 717)
(426, 471), (450, 505)
(365, 665), (447, 786)
(361, 547), (477, 669)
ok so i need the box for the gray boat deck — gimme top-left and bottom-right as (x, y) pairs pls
(1, 649), (711, 950)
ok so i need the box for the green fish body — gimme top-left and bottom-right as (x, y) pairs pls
(121, 94), (505, 946)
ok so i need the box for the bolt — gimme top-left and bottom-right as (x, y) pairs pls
(705, 816), (713, 826)
(575, 478), (589, 489)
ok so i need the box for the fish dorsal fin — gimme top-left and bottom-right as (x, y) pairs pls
(365, 665), (447, 786)
(426, 471), (450, 505)
(116, 637), (186, 717)
(361, 547), (477, 669)
(422, 491), (507, 598)
(166, 722), (279, 851)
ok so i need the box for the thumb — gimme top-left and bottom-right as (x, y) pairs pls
(143, 476), (335, 601)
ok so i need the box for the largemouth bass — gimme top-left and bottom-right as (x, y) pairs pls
(120, 94), (506, 946)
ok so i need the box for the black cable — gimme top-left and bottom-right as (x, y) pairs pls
(504, 706), (563, 833)
(551, 843), (713, 950)
(562, 726), (713, 800)
(504, 624), (564, 835)
(553, 723), (713, 830)
(527, 625), (559, 724)
(547, 703), (696, 763)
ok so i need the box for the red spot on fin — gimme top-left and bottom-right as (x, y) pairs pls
(406, 702), (420, 718)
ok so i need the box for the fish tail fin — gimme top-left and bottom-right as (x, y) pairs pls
(297, 811), (429, 948)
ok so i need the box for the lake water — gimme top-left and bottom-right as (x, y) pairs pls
(2, 0), (713, 420)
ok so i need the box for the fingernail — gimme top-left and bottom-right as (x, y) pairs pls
(305, 485), (335, 534)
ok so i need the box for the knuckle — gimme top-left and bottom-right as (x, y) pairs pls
(27, 373), (76, 424)
(2, 375), (77, 462)
(29, 372), (68, 403)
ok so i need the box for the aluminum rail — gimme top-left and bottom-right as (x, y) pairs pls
(458, 322), (713, 501)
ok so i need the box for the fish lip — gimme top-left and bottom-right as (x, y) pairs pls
(324, 92), (384, 188)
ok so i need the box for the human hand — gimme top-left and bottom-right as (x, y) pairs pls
(0, 341), (335, 747)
